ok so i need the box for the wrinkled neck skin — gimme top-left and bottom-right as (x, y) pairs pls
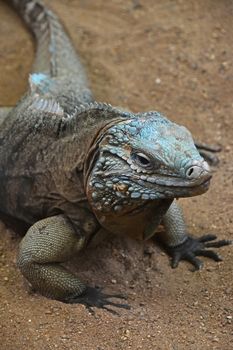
(85, 112), (211, 239)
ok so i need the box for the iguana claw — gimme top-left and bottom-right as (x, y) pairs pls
(195, 142), (221, 166)
(169, 235), (232, 271)
(65, 286), (130, 315)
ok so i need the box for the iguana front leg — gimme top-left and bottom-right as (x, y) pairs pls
(17, 215), (86, 300)
(18, 215), (129, 312)
(160, 201), (231, 270)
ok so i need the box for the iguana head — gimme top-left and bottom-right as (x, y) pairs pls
(86, 111), (211, 213)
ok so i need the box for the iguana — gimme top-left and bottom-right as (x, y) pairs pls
(0, 0), (231, 312)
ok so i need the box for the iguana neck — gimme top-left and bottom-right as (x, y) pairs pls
(57, 103), (134, 173)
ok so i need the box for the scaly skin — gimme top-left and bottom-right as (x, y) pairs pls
(0, 0), (231, 312)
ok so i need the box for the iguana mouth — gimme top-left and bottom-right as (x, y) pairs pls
(148, 174), (212, 188)
(104, 171), (212, 189)
(148, 177), (210, 196)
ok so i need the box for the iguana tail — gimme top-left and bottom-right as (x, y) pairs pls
(8, 0), (92, 102)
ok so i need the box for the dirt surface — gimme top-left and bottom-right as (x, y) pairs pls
(0, 0), (232, 349)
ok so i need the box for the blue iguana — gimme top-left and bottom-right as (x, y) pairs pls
(0, 0), (231, 312)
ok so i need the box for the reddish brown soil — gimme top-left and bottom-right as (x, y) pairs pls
(0, 1), (232, 349)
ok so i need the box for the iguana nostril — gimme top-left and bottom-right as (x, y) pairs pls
(186, 165), (202, 179)
(187, 167), (193, 177)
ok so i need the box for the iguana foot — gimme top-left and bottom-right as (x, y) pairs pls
(65, 286), (130, 315)
(195, 141), (221, 166)
(169, 234), (232, 270)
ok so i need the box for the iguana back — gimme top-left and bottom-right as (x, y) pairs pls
(0, 0), (94, 222)
(0, 0), (130, 224)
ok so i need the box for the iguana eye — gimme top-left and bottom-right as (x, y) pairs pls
(131, 152), (152, 168)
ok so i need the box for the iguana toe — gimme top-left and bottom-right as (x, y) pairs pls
(64, 286), (130, 314)
(169, 235), (232, 271)
(195, 142), (222, 166)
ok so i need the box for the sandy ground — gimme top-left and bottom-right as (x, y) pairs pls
(0, 0), (232, 349)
